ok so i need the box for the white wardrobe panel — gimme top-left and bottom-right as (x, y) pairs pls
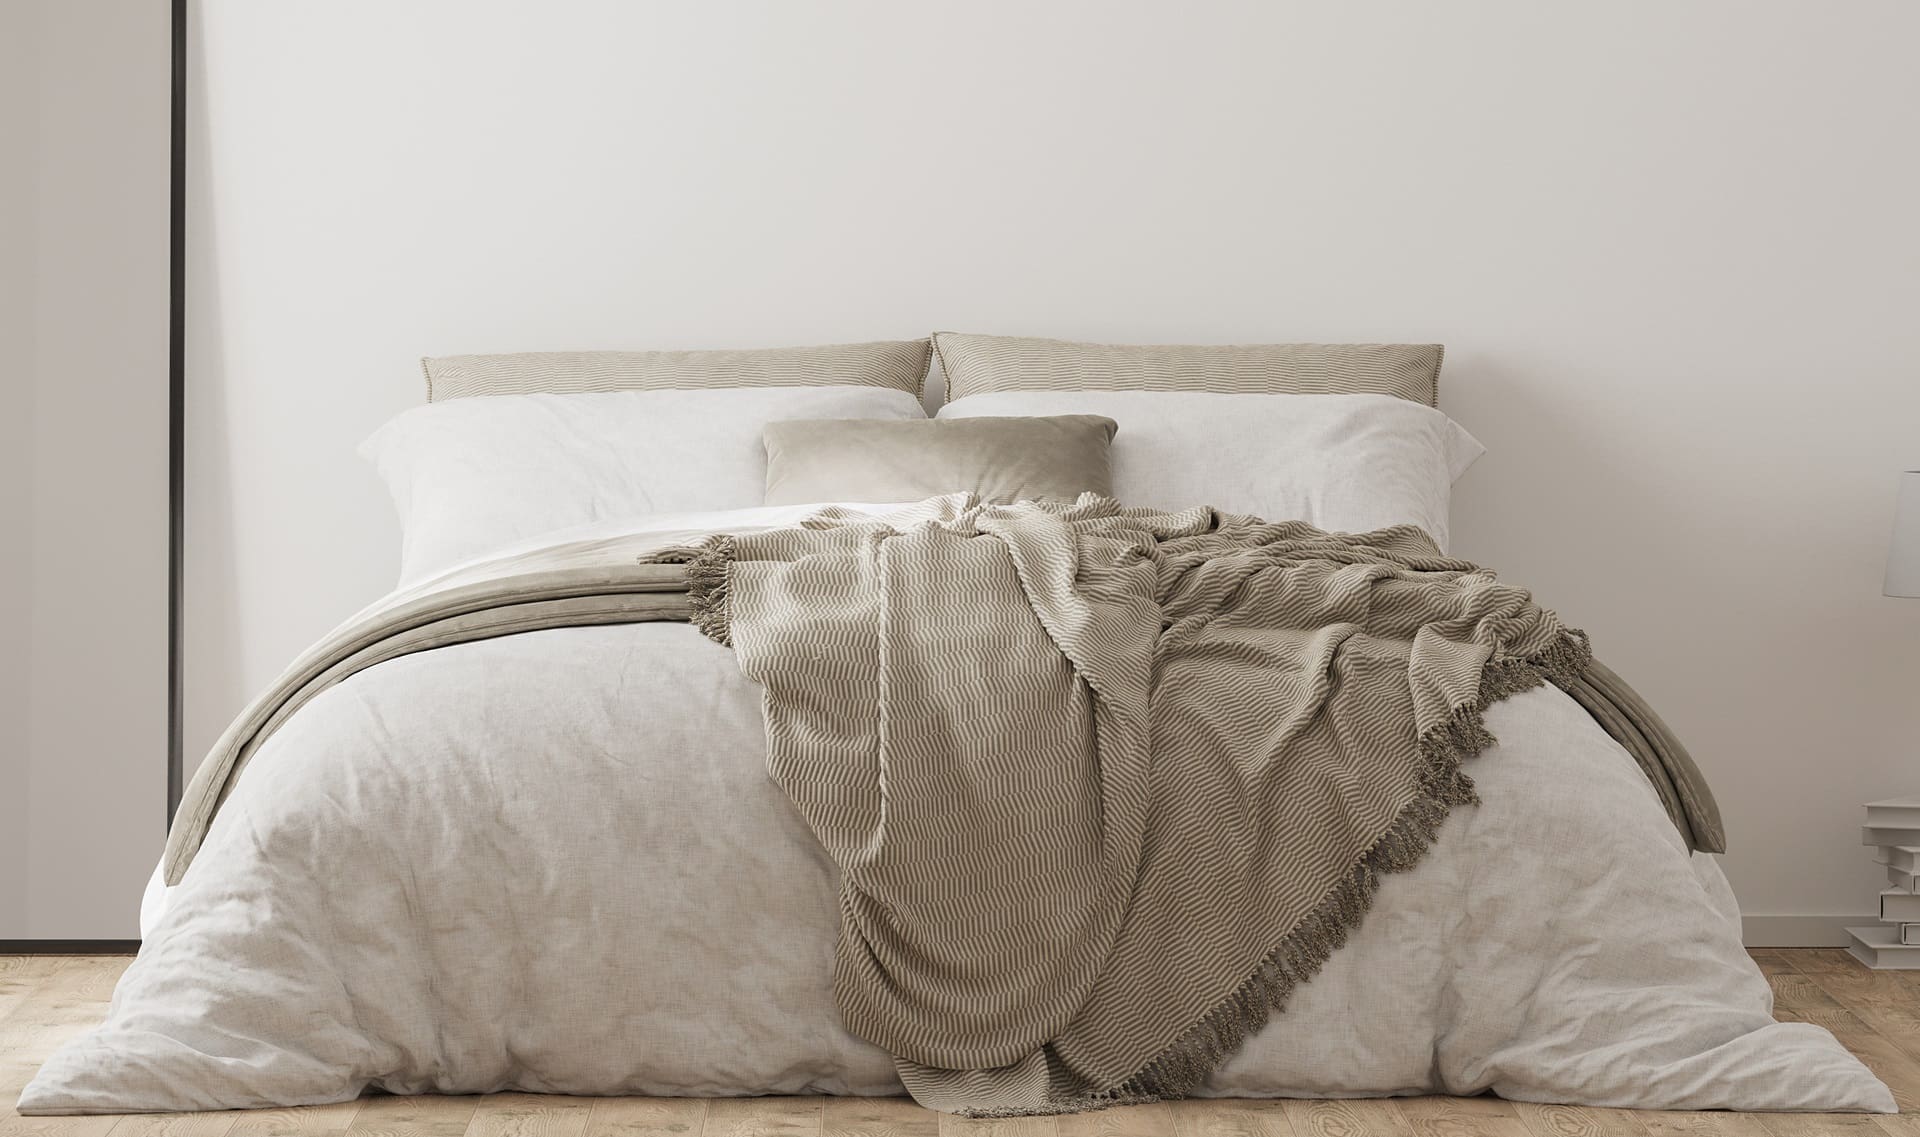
(2, 0), (170, 940)
(0, 0), (33, 937)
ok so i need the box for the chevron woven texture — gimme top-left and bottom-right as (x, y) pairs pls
(684, 495), (1587, 1115)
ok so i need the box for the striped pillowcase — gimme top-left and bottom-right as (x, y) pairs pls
(422, 339), (934, 402)
(933, 333), (1443, 407)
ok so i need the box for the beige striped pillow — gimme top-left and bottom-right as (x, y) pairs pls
(762, 415), (1118, 507)
(422, 339), (934, 402)
(933, 333), (1443, 407)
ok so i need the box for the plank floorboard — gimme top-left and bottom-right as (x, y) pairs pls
(579, 1099), (702, 1137)
(1055, 1102), (1177, 1137)
(1789, 957), (1920, 1070)
(1512, 1102), (1653, 1137)
(1283, 1099), (1412, 1137)
(1756, 1110), (1893, 1136)
(703, 1098), (822, 1137)
(1166, 1099), (1292, 1137)
(820, 1097), (936, 1137)
(225, 1105), (363, 1137)
(0, 961), (66, 1029)
(102, 1113), (241, 1137)
(936, 1113), (1057, 1137)
(344, 1096), (480, 1137)
(1393, 1095), (1532, 1137)
(467, 1095), (592, 1137)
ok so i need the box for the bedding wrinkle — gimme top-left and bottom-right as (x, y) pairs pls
(18, 503), (1878, 1115)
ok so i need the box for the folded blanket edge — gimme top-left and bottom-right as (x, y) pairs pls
(651, 536), (735, 647)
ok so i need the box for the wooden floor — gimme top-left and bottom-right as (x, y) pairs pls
(3, 951), (1917, 1137)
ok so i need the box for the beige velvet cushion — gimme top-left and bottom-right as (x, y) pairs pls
(933, 333), (1442, 406)
(762, 415), (1117, 506)
(422, 339), (934, 402)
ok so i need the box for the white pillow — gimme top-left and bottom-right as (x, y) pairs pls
(363, 385), (927, 585)
(936, 391), (1483, 549)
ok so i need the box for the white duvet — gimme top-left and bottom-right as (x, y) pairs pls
(19, 509), (1894, 1114)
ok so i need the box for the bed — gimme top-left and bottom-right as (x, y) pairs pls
(17, 335), (1894, 1117)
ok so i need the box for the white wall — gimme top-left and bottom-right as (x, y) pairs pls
(1, 0), (171, 939)
(187, 0), (1920, 940)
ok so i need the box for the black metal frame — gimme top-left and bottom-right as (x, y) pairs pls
(167, 0), (186, 824)
(0, 941), (142, 956)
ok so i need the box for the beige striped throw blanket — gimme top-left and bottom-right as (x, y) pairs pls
(661, 495), (1589, 1114)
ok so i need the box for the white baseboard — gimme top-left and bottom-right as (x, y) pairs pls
(1742, 914), (1875, 948)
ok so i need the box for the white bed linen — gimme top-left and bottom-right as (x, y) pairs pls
(939, 391), (1481, 550)
(362, 385), (928, 585)
(137, 500), (918, 939)
(27, 512), (1892, 1115)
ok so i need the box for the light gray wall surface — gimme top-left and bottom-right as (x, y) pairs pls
(2, 0), (170, 939)
(182, 2), (1919, 938)
(0, 0), (35, 937)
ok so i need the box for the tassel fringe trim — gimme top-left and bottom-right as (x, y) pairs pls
(963, 628), (1593, 1117)
(649, 536), (736, 647)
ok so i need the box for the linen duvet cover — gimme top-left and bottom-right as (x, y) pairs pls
(19, 500), (1894, 1115)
